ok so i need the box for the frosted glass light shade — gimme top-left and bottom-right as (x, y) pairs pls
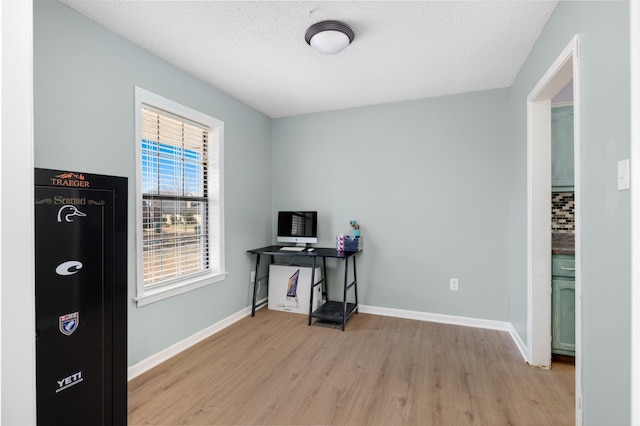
(305, 21), (354, 55)
(309, 31), (350, 55)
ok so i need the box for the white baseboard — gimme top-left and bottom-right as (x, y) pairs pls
(358, 304), (528, 362)
(127, 300), (266, 381)
(358, 305), (511, 330)
(507, 323), (529, 362)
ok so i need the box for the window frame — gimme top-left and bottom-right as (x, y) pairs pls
(134, 87), (225, 307)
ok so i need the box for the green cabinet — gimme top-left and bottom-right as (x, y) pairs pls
(551, 254), (575, 356)
(551, 105), (574, 191)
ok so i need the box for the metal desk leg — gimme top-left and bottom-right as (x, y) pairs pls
(308, 256), (317, 326)
(251, 254), (260, 317)
(321, 256), (328, 302)
(353, 256), (358, 314)
(342, 257), (349, 331)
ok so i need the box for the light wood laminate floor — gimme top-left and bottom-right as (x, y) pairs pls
(128, 309), (574, 425)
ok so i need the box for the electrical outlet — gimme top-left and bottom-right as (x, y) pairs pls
(250, 271), (256, 283)
(450, 278), (459, 291)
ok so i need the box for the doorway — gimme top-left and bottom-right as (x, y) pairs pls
(526, 35), (582, 422)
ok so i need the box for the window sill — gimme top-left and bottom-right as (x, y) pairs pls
(133, 271), (227, 307)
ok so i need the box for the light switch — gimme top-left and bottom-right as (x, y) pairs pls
(618, 159), (630, 191)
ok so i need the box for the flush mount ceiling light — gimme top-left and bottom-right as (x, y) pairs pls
(305, 20), (354, 55)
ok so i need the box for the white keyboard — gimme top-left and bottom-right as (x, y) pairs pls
(280, 246), (306, 252)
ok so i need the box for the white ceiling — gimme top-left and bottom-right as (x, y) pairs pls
(59, 1), (558, 118)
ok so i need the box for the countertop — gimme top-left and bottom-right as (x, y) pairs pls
(552, 233), (575, 255)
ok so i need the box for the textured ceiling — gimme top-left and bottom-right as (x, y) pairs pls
(59, 1), (558, 118)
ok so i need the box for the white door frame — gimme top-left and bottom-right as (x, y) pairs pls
(1, 0), (37, 423)
(526, 35), (582, 423)
(630, 1), (640, 424)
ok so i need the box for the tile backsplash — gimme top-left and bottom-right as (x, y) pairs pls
(552, 192), (575, 233)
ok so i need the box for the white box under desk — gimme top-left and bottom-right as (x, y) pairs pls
(268, 264), (323, 315)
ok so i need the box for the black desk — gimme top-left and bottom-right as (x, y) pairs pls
(247, 245), (361, 331)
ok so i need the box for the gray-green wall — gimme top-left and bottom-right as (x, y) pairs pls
(507, 2), (630, 424)
(272, 90), (511, 319)
(34, 1), (273, 366)
(32, 1), (632, 424)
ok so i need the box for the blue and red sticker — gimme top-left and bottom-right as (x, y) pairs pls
(59, 312), (78, 336)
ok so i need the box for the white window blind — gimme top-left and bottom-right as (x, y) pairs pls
(141, 106), (211, 287)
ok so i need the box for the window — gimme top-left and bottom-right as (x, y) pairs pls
(134, 87), (224, 306)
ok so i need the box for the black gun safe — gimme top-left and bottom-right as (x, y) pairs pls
(34, 169), (127, 425)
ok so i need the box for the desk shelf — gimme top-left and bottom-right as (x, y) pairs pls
(311, 301), (357, 324)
